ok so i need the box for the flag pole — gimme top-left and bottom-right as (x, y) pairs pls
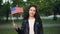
(11, 14), (14, 23)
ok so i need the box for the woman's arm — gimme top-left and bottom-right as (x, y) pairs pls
(38, 22), (43, 34)
(15, 28), (22, 34)
(13, 23), (18, 30)
(13, 20), (26, 34)
(13, 23), (22, 34)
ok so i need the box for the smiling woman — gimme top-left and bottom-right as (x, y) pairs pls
(13, 4), (43, 34)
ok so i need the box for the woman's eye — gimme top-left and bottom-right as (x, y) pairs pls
(30, 9), (32, 11)
(33, 10), (36, 12)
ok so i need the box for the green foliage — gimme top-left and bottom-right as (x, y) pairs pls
(0, 0), (60, 17)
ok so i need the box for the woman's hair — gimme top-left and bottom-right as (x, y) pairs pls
(23, 4), (42, 23)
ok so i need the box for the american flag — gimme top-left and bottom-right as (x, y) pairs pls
(11, 7), (23, 14)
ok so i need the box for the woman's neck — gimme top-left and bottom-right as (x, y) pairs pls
(29, 16), (35, 20)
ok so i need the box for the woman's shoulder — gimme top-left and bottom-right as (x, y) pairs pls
(23, 19), (28, 23)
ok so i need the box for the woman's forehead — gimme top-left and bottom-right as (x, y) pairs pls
(30, 7), (36, 10)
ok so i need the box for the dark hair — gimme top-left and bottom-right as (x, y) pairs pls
(23, 5), (42, 23)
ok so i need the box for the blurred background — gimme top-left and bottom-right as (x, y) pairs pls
(0, 0), (60, 34)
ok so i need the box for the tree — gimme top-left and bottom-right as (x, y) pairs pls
(53, 0), (60, 20)
(5, 2), (10, 22)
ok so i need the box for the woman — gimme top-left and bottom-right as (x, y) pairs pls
(13, 5), (43, 34)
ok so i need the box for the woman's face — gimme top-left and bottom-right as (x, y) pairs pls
(29, 7), (36, 17)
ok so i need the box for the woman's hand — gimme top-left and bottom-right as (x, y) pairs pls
(13, 23), (18, 30)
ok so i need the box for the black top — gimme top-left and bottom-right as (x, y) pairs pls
(16, 19), (43, 34)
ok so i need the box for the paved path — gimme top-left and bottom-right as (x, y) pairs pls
(0, 24), (60, 29)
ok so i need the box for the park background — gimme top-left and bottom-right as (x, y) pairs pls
(0, 0), (60, 34)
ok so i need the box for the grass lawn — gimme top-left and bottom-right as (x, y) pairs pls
(0, 29), (18, 34)
(42, 19), (60, 24)
(0, 27), (60, 34)
(43, 27), (60, 34)
(0, 19), (60, 34)
(0, 19), (60, 25)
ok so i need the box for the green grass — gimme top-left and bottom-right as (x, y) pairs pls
(0, 27), (60, 34)
(0, 19), (60, 34)
(0, 19), (60, 25)
(0, 20), (22, 25)
(0, 29), (18, 34)
(42, 19), (60, 24)
(43, 27), (60, 34)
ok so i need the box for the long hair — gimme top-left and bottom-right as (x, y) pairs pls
(23, 5), (43, 34)
(23, 5), (42, 24)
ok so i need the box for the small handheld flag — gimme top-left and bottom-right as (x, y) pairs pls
(11, 7), (23, 14)
(10, 7), (23, 23)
